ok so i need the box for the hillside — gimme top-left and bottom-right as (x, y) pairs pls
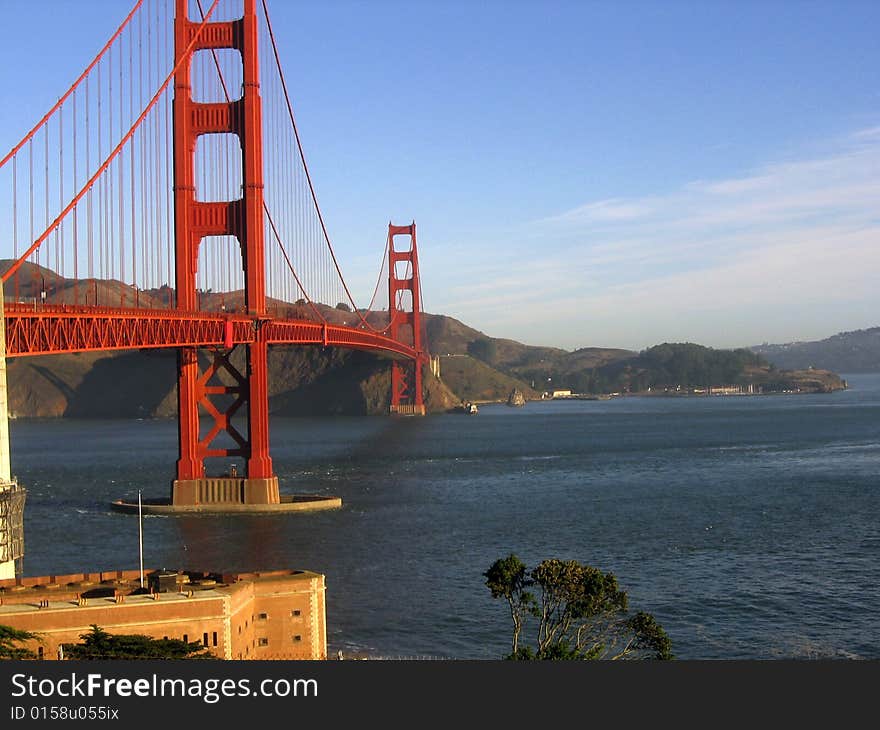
(424, 314), (632, 392)
(752, 328), (880, 373)
(7, 346), (460, 419)
(2, 261), (849, 416)
(437, 355), (539, 403)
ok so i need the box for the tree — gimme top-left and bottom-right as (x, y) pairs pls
(484, 554), (534, 657)
(0, 624), (41, 659)
(484, 555), (673, 660)
(335, 302), (352, 312)
(61, 625), (216, 660)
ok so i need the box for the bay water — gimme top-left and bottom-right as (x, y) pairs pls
(9, 374), (880, 659)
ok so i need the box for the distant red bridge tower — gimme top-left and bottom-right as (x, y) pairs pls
(387, 223), (427, 416)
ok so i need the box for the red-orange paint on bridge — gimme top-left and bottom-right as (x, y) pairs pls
(2, 303), (418, 360)
(0, 0), (428, 512)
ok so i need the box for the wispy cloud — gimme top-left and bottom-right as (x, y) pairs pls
(549, 198), (655, 224)
(429, 127), (880, 350)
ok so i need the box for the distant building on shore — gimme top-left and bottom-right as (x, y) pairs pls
(0, 568), (326, 660)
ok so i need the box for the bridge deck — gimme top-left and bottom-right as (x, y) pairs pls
(2, 304), (416, 359)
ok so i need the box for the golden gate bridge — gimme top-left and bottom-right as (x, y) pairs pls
(0, 0), (428, 514)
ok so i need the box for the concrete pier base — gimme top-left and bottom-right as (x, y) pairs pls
(110, 494), (342, 515)
(389, 403), (426, 416)
(171, 476), (281, 506)
(110, 476), (341, 515)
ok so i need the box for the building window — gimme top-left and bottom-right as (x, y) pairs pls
(212, 632), (218, 647)
(293, 635), (302, 642)
(258, 612), (268, 620)
(183, 634), (188, 643)
(38, 646), (44, 660)
(203, 633), (209, 646)
(258, 638), (268, 647)
(291, 609), (301, 617)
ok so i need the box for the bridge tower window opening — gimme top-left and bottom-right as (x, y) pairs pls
(194, 133), (242, 204)
(188, 0), (244, 24)
(195, 235), (245, 311)
(191, 49), (243, 104)
(391, 233), (413, 253)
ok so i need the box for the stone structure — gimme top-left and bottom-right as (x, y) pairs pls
(0, 280), (26, 580)
(507, 388), (526, 407)
(0, 568), (326, 660)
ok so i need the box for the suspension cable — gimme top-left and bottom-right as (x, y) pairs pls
(2, 0), (223, 285)
(0, 0), (144, 170)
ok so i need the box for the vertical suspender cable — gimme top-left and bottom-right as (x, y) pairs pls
(73, 90), (79, 303)
(44, 126), (49, 283)
(151, 2), (158, 294)
(165, 0), (173, 303)
(58, 108), (64, 299)
(139, 6), (146, 295)
(97, 61), (103, 287)
(119, 38), (126, 300)
(28, 140), (33, 296)
(129, 19), (137, 296)
(86, 77), (93, 290)
(109, 43), (115, 287)
(12, 155), (18, 300)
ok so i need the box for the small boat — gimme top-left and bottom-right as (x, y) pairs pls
(457, 401), (479, 415)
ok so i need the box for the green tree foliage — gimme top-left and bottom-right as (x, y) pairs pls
(467, 337), (498, 365)
(61, 625), (216, 660)
(0, 625), (41, 660)
(499, 343), (765, 395)
(484, 555), (673, 660)
(637, 343), (766, 389)
(484, 554), (534, 657)
(335, 302), (352, 312)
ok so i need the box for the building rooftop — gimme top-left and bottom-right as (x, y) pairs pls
(0, 567), (320, 609)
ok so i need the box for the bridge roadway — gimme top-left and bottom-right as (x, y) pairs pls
(2, 303), (416, 360)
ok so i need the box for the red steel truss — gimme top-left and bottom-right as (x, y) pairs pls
(3, 304), (418, 360)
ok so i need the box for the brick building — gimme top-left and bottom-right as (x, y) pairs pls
(0, 568), (326, 660)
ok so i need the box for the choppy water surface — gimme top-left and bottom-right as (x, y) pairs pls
(10, 374), (880, 659)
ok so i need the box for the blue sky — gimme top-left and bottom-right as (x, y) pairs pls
(1, 0), (878, 351)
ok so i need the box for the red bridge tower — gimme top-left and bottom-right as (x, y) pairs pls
(170, 0), (278, 506)
(387, 222), (427, 416)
